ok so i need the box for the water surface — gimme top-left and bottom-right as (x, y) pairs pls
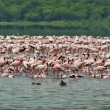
(0, 28), (109, 37)
(0, 76), (110, 110)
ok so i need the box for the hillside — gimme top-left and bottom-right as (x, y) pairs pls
(0, 0), (110, 29)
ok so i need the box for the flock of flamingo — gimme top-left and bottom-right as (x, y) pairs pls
(0, 34), (110, 79)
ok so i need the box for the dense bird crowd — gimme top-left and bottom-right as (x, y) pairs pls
(0, 35), (109, 79)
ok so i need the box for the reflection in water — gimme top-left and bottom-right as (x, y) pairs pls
(0, 77), (110, 110)
(0, 26), (109, 37)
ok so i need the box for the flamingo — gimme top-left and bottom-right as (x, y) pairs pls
(10, 58), (23, 75)
(30, 60), (48, 78)
(8, 74), (14, 78)
(61, 73), (67, 78)
(89, 72), (98, 78)
(93, 66), (107, 76)
(101, 74), (109, 79)
(51, 62), (66, 78)
(35, 63), (48, 73)
(1, 69), (14, 78)
(1, 73), (9, 77)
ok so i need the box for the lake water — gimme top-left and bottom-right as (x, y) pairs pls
(0, 76), (110, 110)
(0, 28), (110, 37)
(0, 28), (110, 109)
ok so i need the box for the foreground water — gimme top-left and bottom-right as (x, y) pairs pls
(0, 76), (110, 110)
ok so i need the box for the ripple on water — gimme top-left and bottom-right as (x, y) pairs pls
(0, 77), (110, 110)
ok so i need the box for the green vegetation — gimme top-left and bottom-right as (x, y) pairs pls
(0, 0), (110, 30)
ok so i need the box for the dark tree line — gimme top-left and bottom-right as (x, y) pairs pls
(0, 0), (110, 22)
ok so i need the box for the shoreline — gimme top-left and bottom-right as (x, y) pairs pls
(0, 20), (109, 30)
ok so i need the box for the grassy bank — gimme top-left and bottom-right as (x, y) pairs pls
(0, 20), (109, 30)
